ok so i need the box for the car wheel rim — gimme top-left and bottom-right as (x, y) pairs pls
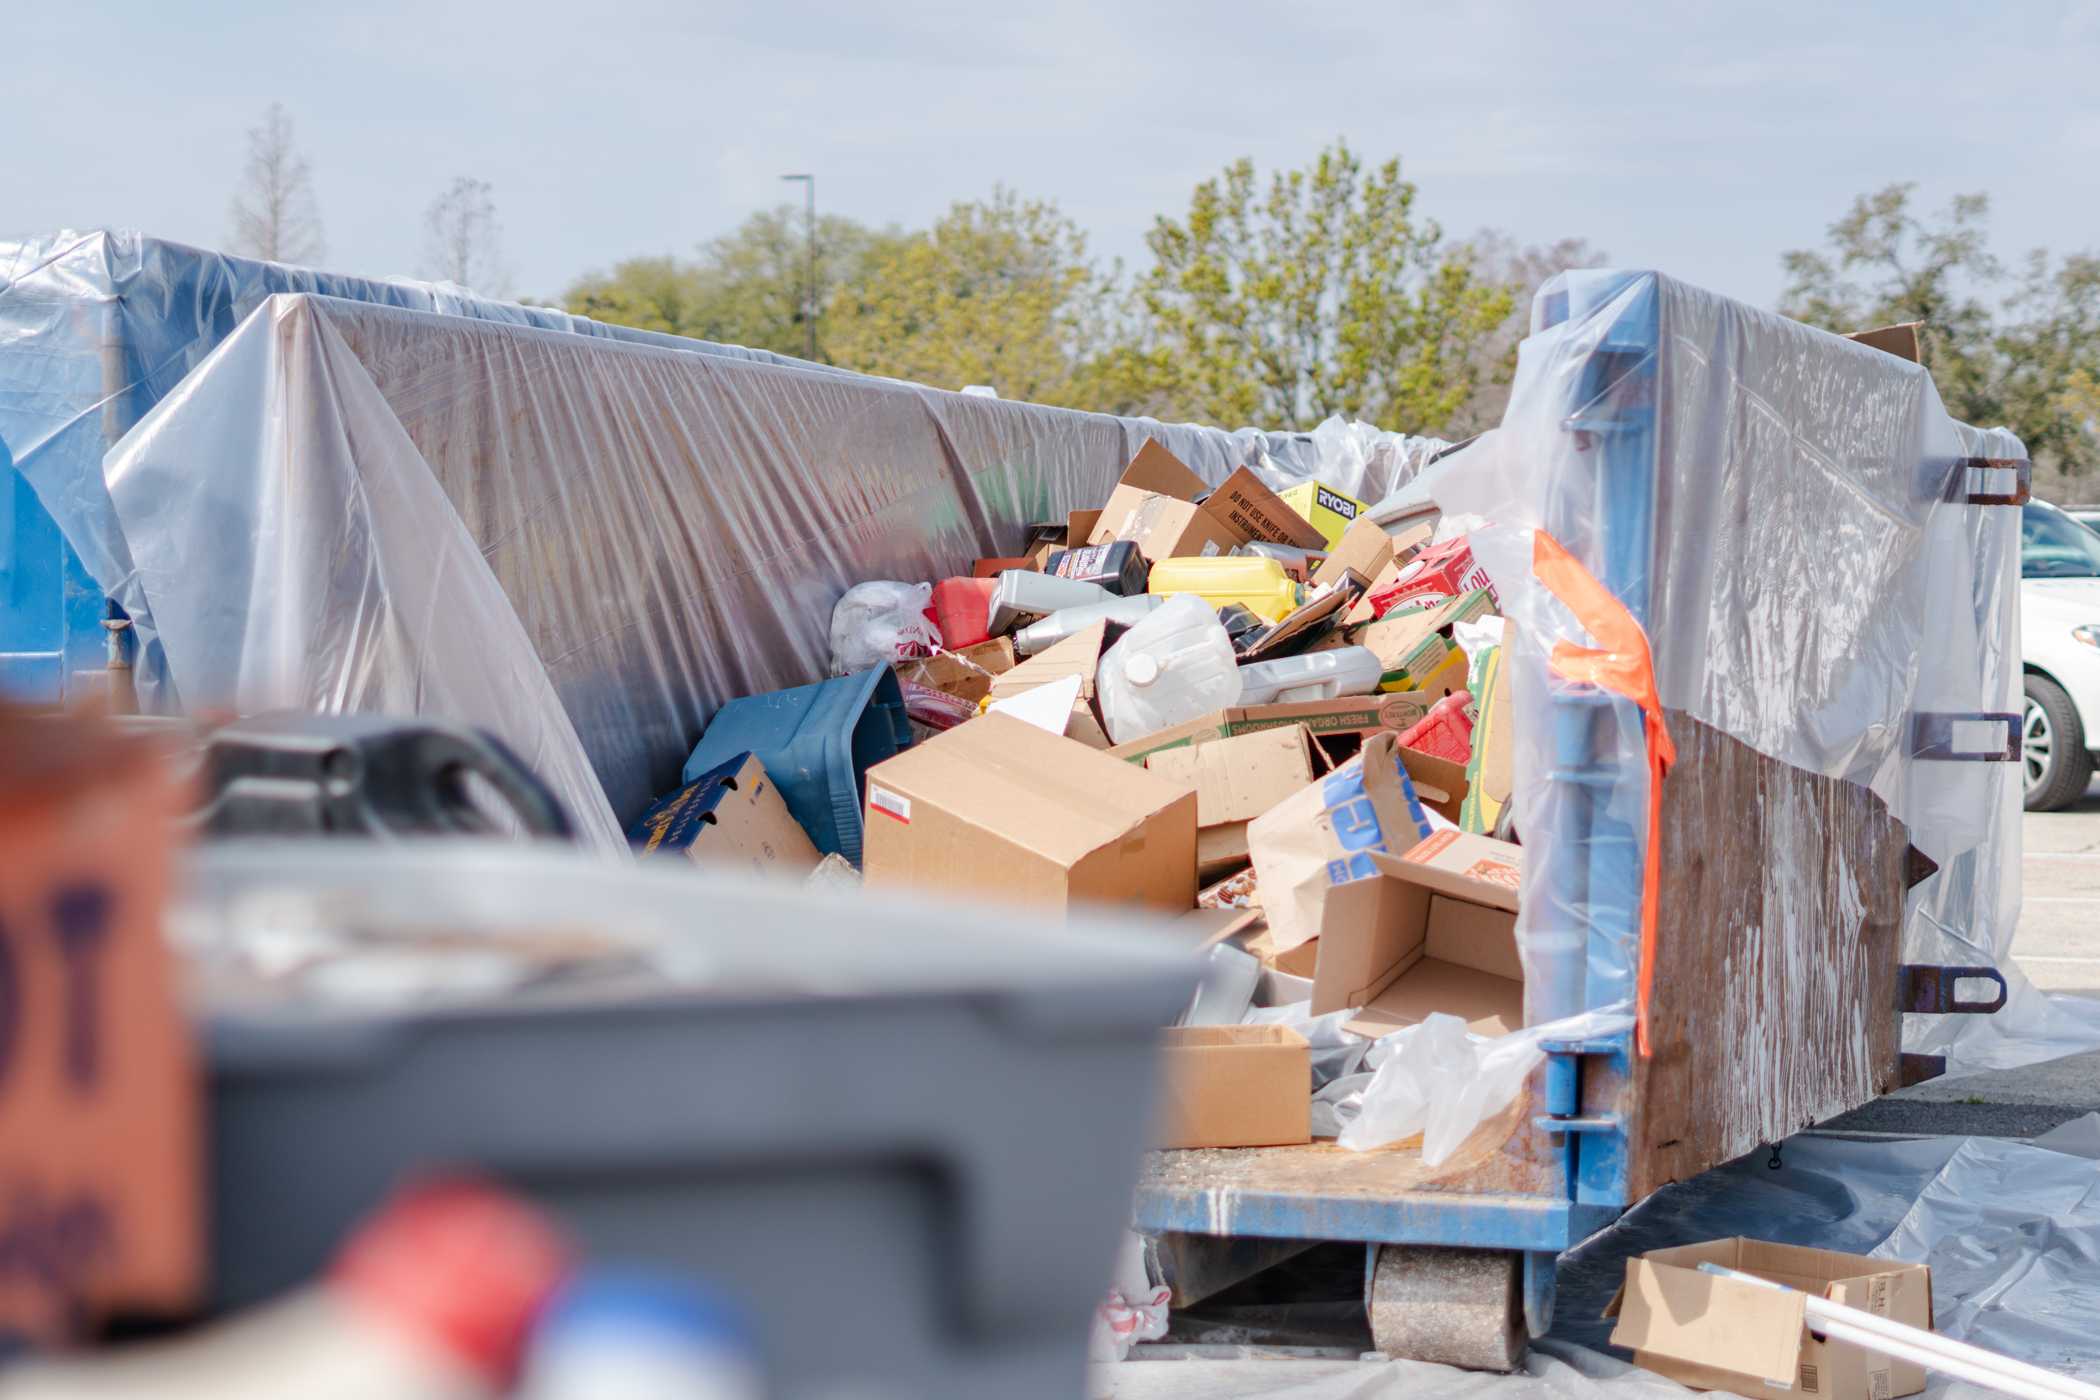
(2024, 697), (2053, 794)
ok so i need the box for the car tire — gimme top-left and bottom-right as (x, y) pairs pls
(2023, 673), (2093, 812)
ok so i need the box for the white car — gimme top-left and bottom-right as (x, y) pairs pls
(2021, 499), (2100, 809)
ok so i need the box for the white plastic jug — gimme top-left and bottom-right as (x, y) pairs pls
(986, 570), (1112, 635)
(1236, 646), (1383, 705)
(1096, 593), (1243, 744)
(1012, 594), (1166, 656)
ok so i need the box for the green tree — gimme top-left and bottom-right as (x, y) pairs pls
(1782, 184), (2100, 479)
(823, 189), (1118, 406)
(563, 206), (899, 360)
(1114, 141), (1513, 432)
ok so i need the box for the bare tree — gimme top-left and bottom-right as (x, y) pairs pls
(421, 176), (510, 296)
(1446, 231), (1610, 434)
(227, 103), (325, 265)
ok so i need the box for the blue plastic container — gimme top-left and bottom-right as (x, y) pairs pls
(681, 667), (911, 863)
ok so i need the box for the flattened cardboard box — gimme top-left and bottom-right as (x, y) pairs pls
(1606, 1238), (1932, 1400)
(861, 712), (1197, 915)
(629, 753), (822, 878)
(1146, 725), (1324, 880)
(1310, 831), (1524, 1038)
(895, 638), (1017, 706)
(1108, 692), (1438, 765)
(1313, 516), (1397, 590)
(1157, 1025), (1311, 1149)
(1090, 444), (1326, 563)
(1354, 588), (1493, 691)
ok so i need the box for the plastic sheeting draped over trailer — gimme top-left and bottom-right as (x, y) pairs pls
(1437, 269), (2050, 1075)
(97, 292), (1441, 849)
(0, 230), (844, 706)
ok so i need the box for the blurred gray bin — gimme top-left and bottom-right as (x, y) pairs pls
(184, 841), (1196, 1400)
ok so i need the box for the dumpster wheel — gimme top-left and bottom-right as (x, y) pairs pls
(1366, 1244), (1525, 1372)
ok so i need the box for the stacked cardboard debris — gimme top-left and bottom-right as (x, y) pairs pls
(650, 440), (1523, 1152)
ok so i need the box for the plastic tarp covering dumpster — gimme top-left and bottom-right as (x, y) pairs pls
(1437, 269), (2090, 1074)
(0, 229), (837, 704)
(99, 293), (1324, 849)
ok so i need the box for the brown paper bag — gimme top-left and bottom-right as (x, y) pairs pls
(1245, 732), (1432, 953)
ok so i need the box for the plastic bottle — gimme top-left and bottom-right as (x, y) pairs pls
(519, 1272), (763, 1400)
(1214, 602), (1269, 656)
(1096, 593), (1243, 744)
(0, 1178), (571, 1400)
(1231, 541), (1327, 581)
(985, 570), (1112, 634)
(1011, 594), (1165, 656)
(1235, 645), (1384, 705)
(1147, 557), (1301, 622)
(1043, 540), (1149, 596)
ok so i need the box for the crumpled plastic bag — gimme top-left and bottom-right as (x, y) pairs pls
(1333, 1008), (1634, 1165)
(1088, 1230), (1170, 1362)
(1241, 1001), (1373, 1090)
(828, 581), (941, 674)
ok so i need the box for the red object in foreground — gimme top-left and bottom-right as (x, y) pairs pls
(1395, 689), (1475, 765)
(931, 577), (999, 649)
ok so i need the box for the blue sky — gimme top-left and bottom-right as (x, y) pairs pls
(14, 1), (2100, 309)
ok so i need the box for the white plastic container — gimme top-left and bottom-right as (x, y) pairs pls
(1012, 594), (1166, 656)
(1096, 593), (1243, 744)
(1235, 645), (1383, 705)
(986, 570), (1112, 635)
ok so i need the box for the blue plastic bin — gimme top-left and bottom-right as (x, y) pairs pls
(681, 667), (911, 863)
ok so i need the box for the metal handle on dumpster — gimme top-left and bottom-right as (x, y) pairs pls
(197, 711), (575, 841)
(1942, 456), (2032, 506)
(1910, 711), (2019, 762)
(1898, 963), (2009, 1015)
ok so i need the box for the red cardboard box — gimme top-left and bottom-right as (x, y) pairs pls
(1368, 536), (1496, 618)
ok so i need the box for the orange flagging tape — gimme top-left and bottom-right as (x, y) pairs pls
(1530, 530), (1676, 1056)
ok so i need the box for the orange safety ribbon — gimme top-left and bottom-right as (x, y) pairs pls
(1530, 530), (1676, 1056)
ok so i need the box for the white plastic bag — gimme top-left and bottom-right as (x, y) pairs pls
(1088, 1231), (1170, 1362)
(828, 581), (940, 675)
(1335, 1009), (1634, 1165)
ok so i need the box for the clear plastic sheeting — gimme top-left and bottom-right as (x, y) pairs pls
(0, 229), (837, 704)
(1437, 269), (2050, 1071)
(1247, 415), (1454, 512)
(101, 293), (1313, 846)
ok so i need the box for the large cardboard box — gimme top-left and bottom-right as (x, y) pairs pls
(1313, 516), (1398, 590)
(1090, 444), (1325, 563)
(628, 753), (823, 879)
(1606, 1239), (1933, 1400)
(1146, 725), (1323, 880)
(1309, 830), (1524, 1038)
(1156, 1025), (1311, 1149)
(1108, 692), (1439, 765)
(861, 713), (1197, 914)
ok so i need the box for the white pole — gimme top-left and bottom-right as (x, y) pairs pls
(1696, 1264), (2100, 1400)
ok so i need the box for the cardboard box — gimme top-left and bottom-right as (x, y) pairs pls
(895, 638), (1017, 707)
(861, 712), (1197, 914)
(1314, 516), (1398, 590)
(1157, 1025), (1311, 1149)
(1309, 830), (1524, 1038)
(1090, 444), (1326, 563)
(1108, 693), (1439, 765)
(1845, 321), (1923, 365)
(971, 555), (1036, 578)
(1606, 1239), (1933, 1400)
(1354, 588), (1493, 691)
(629, 753), (823, 879)
(1370, 536), (1496, 615)
(1398, 745), (1469, 826)
(985, 621), (1110, 747)
(1146, 725), (1323, 880)
(1277, 480), (1368, 548)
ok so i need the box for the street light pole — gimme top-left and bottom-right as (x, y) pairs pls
(780, 173), (816, 362)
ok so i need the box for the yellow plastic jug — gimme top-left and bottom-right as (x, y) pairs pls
(1147, 557), (1301, 623)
